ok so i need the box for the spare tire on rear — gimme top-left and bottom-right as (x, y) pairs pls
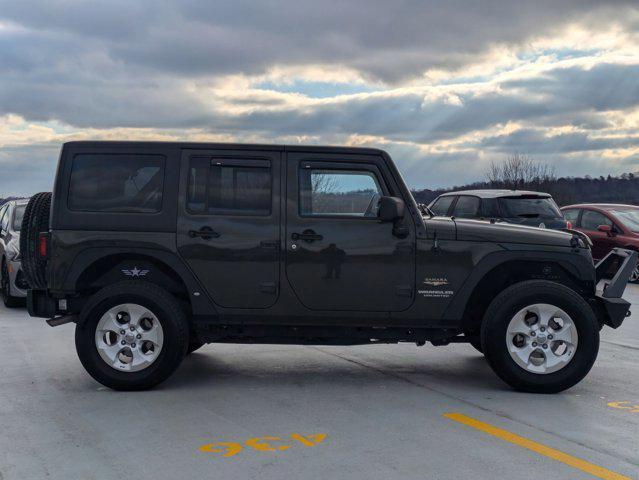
(20, 192), (52, 289)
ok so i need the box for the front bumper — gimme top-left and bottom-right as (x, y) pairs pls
(594, 248), (637, 328)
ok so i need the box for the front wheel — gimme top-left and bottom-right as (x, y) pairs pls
(481, 280), (599, 393)
(75, 281), (189, 391)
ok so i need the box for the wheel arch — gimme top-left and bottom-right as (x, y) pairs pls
(58, 247), (218, 316)
(447, 253), (594, 333)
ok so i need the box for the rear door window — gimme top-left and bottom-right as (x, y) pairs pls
(68, 154), (165, 213)
(452, 196), (480, 218)
(480, 198), (501, 218)
(430, 196), (455, 216)
(187, 157), (272, 216)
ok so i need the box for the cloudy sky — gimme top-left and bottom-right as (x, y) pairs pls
(1, 0), (639, 196)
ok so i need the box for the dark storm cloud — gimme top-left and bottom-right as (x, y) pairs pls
(201, 62), (639, 144)
(1, 0), (636, 82)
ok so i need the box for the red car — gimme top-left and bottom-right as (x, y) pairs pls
(561, 203), (639, 281)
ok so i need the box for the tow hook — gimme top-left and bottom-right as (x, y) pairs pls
(46, 314), (78, 327)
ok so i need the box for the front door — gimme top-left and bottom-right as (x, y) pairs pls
(285, 152), (415, 312)
(177, 149), (281, 309)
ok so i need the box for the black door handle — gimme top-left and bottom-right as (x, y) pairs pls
(291, 230), (323, 242)
(188, 226), (220, 240)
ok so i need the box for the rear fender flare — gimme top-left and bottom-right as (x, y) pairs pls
(58, 247), (217, 316)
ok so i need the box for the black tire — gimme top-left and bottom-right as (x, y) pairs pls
(187, 340), (205, 354)
(20, 192), (52, 289)
(75, 281), (189, 391)
(1, 260), (22, 308)
(481, 280), (599, 394)
(469, 337), (484, 354)
(628, 257), (639, 284)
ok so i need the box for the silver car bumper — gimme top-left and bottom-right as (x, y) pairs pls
(7, 259), (27, 298)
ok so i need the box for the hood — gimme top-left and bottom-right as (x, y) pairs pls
(454, 218), (574, 247)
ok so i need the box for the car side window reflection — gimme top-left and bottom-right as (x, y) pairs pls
(452, 196), (480, 218)
(581, 210), (612, 231)
(430, 196), (455, 216)
(562, 209), (580, 226)
(299, 168), (382, 217)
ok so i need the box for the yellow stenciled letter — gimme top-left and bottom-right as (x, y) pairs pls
(290, 433), (327, 447)
(199, 442), (243, 458)
(246, 436), (290, 452)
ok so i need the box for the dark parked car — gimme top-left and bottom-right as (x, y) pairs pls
(20, 141), (635, 393)
(561, 204), (639, 282)
(0, 199), (29, 307)
(428, 190), (569, 230)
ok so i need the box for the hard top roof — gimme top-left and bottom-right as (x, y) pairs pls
(436, 189), (552, 199)
(61, 141), (387, 156)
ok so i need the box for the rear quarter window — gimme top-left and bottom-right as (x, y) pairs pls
(68, 154), (165, 213)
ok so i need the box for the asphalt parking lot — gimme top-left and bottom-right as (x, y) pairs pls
(1, 288), (638, 480)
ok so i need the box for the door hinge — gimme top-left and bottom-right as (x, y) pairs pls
(396, 286), (413, 297)
(260, 282), (277, 294)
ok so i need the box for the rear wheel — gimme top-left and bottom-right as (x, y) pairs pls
(481, 280), (599, 393)
(75, 281), (189, 390)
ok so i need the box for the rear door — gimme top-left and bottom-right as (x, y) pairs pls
(177, 149), (281, 309)
(285, 152), (415, 312)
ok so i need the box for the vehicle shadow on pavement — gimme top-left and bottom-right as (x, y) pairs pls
(161, 347), (506, 393)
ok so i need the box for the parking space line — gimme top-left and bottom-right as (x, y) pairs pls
(443, 413), (631, 480)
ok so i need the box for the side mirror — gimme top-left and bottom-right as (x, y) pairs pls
(597, 224), (613, 235)
(378, 196), (405, 222)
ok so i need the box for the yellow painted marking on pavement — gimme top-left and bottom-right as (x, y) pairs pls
(444, 413), (631, 480)
(198, 433), (327, 459)
(607, 401), (639, 413)
(199, 442), (243, 457)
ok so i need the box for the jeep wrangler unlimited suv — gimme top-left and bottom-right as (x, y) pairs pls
(22, 141), (636, 392)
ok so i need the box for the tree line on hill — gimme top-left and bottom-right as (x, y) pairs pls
(411, 154), (639, 207)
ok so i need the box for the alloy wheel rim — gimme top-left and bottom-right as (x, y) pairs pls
(505, 303), (578, 374)
(95, 303), (164, 372)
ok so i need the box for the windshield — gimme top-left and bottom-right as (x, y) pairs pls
(12, 205), (26, 231)
(610, 209), (639, 232)
(498, 197), (561, 219)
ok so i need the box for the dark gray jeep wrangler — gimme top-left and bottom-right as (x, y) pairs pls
(22, 141), (636, 392)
